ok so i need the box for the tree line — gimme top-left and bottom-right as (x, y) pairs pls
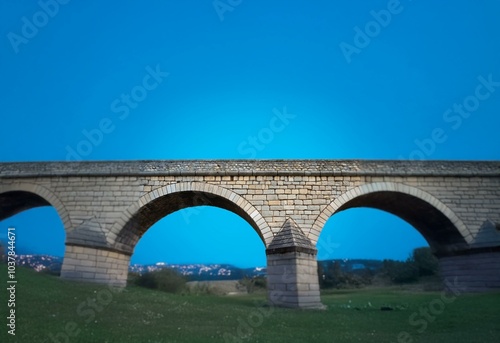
(318, 247), (440, 289)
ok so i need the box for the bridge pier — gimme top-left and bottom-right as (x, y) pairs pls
(439, 249), (500, 292)
(267, 251), (324, 309)
(266, 219), (324, 309)
(60, 244), (130, 287)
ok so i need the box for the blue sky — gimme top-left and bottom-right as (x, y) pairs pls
(1, 1), (499, 267)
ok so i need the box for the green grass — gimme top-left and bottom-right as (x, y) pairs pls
(1, 265), (499, 343)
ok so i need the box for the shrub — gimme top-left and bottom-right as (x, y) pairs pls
(239, 276), (267, 293)
(382, 259), (419, 284)
(135, 268), (187, 294)
(412, 247), (439, 277)
(127, 272), (141, 285)
(381, 247), (438, 284)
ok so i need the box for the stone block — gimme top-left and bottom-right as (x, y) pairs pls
(80, 260), (97, 267)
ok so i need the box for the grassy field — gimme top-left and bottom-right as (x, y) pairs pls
(1, 265), (499, 343)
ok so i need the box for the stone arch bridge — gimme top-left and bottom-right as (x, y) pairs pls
(1, 160), (499, 309)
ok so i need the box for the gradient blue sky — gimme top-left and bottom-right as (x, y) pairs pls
(1, 1), (499, 267)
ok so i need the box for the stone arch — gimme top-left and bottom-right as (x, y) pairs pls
(310, 182), (471, 254)
(0, 182), (71, 232)
(109, 182), (272, 253)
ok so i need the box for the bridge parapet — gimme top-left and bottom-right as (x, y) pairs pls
(1, 160), (500, 177)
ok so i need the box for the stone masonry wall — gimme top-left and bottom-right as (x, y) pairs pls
(439, 251), (500, 292)
(1, 166), (499, 251)
(1, 160), (499, 300)
(267, 252), (323, 309)
(60, 245), (130, 286)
